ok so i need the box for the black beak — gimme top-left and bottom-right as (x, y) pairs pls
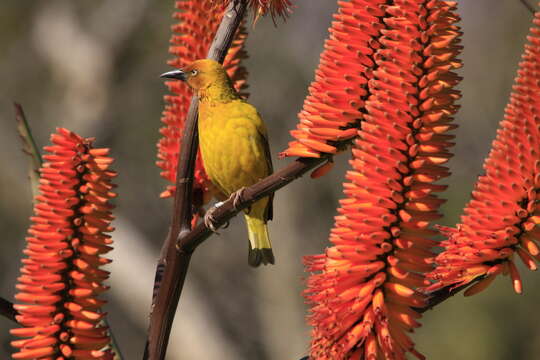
(160, 69), (187, 81)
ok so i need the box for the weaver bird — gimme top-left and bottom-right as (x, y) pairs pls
(161, 59), (275, 266)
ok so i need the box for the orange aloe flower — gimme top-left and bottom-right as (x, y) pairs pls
(304, 1), (461, 359)
(428, 11), (540, 296)
(10, 128), (116, 359)
(156, 0), (249, 205)
(280, 0), (388, 160)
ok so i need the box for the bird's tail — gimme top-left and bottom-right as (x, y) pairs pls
(245, 214), (274, 267)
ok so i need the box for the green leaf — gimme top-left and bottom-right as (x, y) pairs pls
(14, 102), (42, 202)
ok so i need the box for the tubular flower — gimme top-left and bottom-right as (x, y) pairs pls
(304, 2), (462, 359)
(280, 0), (388, 160)
(428, 11), (540, 296)
(156, 0), (249, 204)
(10, 128), (116, 360)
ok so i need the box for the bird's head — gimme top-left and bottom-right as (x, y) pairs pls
(160, 59), (228, 92)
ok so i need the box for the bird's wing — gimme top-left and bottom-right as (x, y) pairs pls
(257, 124), (274, 222)
(243, 103), (274, 222)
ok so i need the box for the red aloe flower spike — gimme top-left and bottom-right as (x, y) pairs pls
(428, 9), (540, 296)
(156, 0), (249, 205)
(10, 128), (116, 360)
(305, 1), (462, 359)
(280, 0), (388, 161)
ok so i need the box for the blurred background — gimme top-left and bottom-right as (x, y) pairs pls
(0, 0), (538, 359)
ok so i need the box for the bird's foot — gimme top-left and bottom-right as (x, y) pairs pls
(203, 201), (224, 233)
(230, 187), (250, 213)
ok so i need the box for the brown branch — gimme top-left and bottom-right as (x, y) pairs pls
(520, 0), (536, 14)
(178, 157), (327, 252)
(0, 297), (17, 323)
(176, 152), (481, 309)
(145, 1), (248, 359)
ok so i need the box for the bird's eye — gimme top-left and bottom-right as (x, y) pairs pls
(191, 70), (198, 76)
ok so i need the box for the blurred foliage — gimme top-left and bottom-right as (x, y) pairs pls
(0, 0), (539, 359)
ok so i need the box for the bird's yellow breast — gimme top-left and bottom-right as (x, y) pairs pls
(198, 99), (270, 196)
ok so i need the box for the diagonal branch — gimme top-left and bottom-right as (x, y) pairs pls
(178, 157), (327, 252)
(0, 297), (17, 323)
(177, 154), (481, 310)
(145, 1), (248, 359)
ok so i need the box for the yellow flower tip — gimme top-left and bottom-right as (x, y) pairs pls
(159, 188), (173, 199)
(508, 260), (523, 294)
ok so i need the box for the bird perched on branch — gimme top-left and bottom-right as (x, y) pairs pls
(161, 59), (274, 266)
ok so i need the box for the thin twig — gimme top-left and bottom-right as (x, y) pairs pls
(14, 103), (42, 202)
(145, 1), (248, 359)
(520, 0), (536, 14)
(0, 297), (17, 323)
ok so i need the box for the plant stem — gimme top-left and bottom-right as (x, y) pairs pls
(418, 280), (480, 313)
(14, 103), (42, 202)
(145, 1), (248, 359)
(0, 297), (17, 323)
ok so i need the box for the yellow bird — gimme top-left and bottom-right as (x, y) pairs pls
(161, 59), (274, 266)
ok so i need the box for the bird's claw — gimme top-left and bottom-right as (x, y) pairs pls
(231, 187), (250, 213)
(203, 204), (221, 233)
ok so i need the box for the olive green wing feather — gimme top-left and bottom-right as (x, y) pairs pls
(257, 126), (273, 222)
(244, 102), (274, 222)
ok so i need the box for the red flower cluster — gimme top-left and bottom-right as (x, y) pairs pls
(304, 1), (462, 359)
(280, 0), (387, 159)
(10, 128), (116, 359)
(156, 0), (249, 204)
(428, 12), (540, 296)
